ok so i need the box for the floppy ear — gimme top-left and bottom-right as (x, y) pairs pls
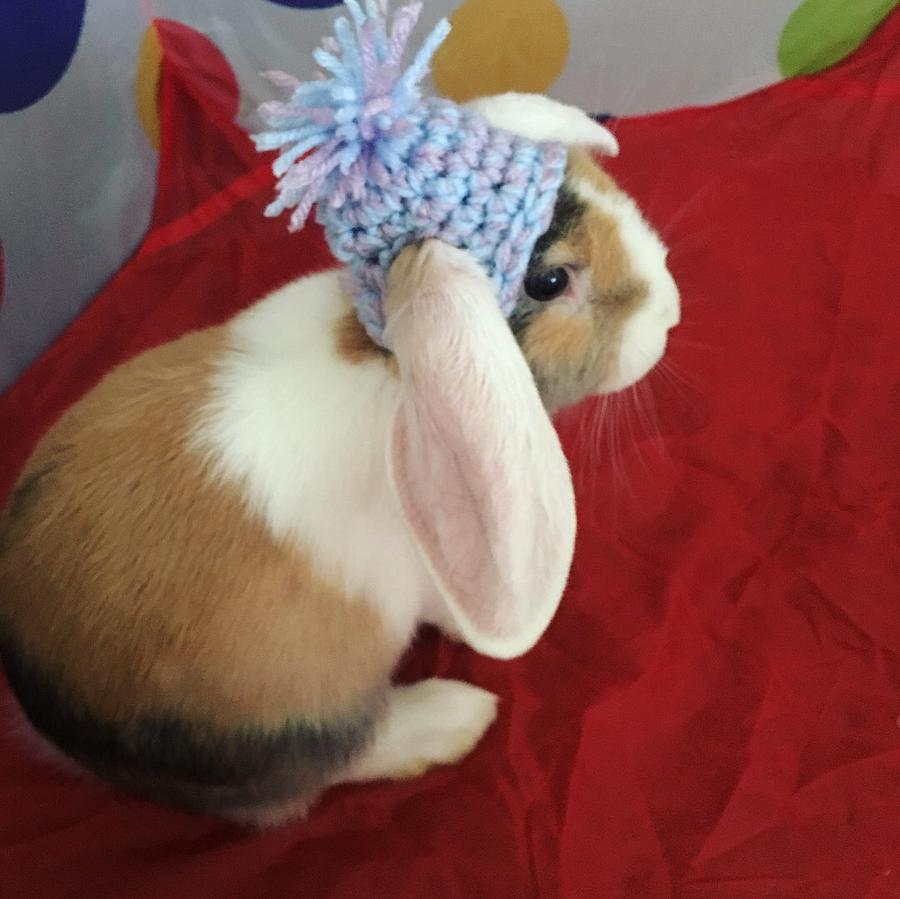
(466, 92), (619, 156)
(384, 241), (576, 660)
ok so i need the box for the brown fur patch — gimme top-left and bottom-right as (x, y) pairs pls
(566, 148), (618, 195)
(522, 151), (649, 410)
(0, 328), (396, 731)
(547, 203), (632, 287)
(523, 308), (594, 368)
(334, 311), (399, 377)
(335, 312), (383, 363)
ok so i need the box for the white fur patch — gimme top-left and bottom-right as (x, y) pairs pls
(573, 178), (681, 392)
(339, 678), (498, 783)
(466, 93), (620, 156)
(195, 252), (576, 662)
(192, 271), (434, 647)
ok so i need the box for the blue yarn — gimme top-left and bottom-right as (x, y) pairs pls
(253, 1), (567, 347)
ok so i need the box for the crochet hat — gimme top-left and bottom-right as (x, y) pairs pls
(253, 0), (568, 347)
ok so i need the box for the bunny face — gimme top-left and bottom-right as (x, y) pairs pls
(466, 94), (680, 412)
(513, 150), (681, 411)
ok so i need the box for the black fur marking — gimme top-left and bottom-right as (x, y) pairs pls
(528, 184), (586, 273)
(0, 463), (58, 557)
(6, 465), (56, 521)
(6, 471), (46, 521)
(511, 184), (587, 338)
(0, 633), (378, 813)
(508, 301), (540, 338)
(1, 444), (72, 523)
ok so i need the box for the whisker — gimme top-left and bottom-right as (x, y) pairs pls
(635, 379), (668, 460)
(667, 336), (714, 352)
(591, 396), (609, 506)
(590, 399), (603, 467)
(588, 396), (607, 477)
(657, 181), (717, 243)
(653, 359), (699, 409)
(609, 392), (636, 506)
(626, 385), (654, 483)
(582, 397), (607, 511)
(658, 355), (700, 387)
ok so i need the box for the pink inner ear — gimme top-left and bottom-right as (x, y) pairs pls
(386, 241), (576, 660)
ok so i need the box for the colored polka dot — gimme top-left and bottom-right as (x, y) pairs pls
(134, 20), (240, 157)
(432, 0), (569, 104)
(262, 1), (343, 8)
(136, 24), (164, 151)
(0, 1), (87, 112)
(778, 0), (897, 77)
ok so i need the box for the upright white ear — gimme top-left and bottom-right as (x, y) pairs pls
(466, 92), (619, 156)
(384, 241), (577, 660)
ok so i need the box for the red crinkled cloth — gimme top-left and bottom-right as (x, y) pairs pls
(1, 12), (899, 899)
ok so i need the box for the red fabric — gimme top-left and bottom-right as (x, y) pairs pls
(2, 14), (899, 899)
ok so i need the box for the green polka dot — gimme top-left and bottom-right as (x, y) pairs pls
(778, 0), (899, 77)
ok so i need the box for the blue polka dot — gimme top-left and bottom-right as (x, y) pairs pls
(263, 1), (343, 8)
(0, 1), (87, 113)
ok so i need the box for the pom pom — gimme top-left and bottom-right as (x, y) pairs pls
(252, 1), (451, 233)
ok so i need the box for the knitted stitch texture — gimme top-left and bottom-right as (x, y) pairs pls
(253, 0), (567, 347)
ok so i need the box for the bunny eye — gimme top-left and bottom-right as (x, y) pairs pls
(524, 267), (570, 302)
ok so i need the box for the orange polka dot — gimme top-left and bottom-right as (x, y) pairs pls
(136, 23), (163, 150)
(432, 0), (570, 103)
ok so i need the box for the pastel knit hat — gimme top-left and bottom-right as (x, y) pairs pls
(253, 0), (567, 347)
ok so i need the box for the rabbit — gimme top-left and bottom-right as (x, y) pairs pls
(0, 93), (680, 829)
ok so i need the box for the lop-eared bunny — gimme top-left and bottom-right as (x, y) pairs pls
(0, 95), (679, 828)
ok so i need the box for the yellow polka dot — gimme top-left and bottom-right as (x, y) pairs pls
(136, 24), (163, 151)
(432, 0), (570, 103)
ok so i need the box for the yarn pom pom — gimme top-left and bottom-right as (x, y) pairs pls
(252, 0), (567, 348)
(253, 1), (451, 232)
